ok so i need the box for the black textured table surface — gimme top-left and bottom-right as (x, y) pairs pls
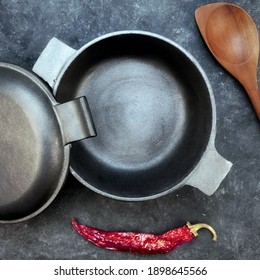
(0, 0), (260, 260)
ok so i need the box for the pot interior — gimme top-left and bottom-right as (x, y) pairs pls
(55, 33), (213, 200)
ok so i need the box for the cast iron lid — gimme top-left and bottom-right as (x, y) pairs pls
(0, 62), (96, 223)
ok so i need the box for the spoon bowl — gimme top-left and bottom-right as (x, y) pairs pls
(195, 3), (260, 120)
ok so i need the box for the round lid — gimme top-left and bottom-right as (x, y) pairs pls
(0, 63), (68, 223)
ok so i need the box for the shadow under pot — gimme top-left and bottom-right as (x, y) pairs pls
(0, 63), (96, 223)
(33, 31), (233, 201)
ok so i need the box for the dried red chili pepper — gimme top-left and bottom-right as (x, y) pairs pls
(72, 219), (217, 254)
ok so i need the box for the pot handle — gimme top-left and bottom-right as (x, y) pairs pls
(186, 144), (232, 195)
(33, 37), (76, 89)
(54, 97), (96, 145)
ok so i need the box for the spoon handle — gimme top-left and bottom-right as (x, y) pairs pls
(244, 85), (260, 121)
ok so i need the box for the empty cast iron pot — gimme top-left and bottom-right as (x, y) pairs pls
(0, 63), (96, 223)
(33, 30), (233, 200)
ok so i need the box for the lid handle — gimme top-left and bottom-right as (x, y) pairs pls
(55, 97), (96, 145)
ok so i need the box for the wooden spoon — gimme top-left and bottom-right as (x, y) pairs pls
(195, 3), (260, 120)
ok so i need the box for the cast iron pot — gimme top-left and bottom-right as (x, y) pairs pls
(33, 31), (232, 201)
(0, 63), (96, 223)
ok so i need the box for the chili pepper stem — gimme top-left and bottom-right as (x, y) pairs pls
(186, 222), (217, 241)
